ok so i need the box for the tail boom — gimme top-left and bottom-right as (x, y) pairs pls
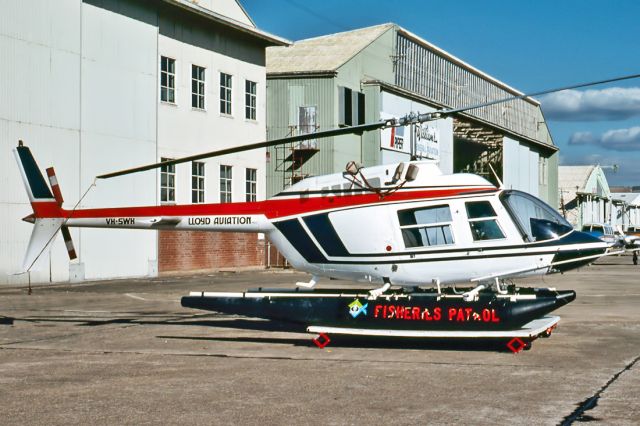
(61, 210), (272, 233)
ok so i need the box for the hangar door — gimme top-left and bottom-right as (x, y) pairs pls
(502, 136), (539, 197)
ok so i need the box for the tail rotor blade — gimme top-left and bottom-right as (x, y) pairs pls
(60, 225), (77, 260)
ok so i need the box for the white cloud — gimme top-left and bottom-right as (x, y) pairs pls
(569, 126), (640, 151)
(568, 131), (597, 145)
(541, 87), (640, 121)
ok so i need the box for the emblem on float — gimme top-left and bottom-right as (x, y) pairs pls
(348, 299), (368, 318)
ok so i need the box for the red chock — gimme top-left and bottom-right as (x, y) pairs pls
(312, 332), (331, 349)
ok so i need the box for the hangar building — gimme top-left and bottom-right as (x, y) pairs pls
(611, 193), (640, 231)
(265, 24), (558, 207)
(0, 0), (286, 284)
(559, 165), (640, 231)
(558, 166), (612, 228)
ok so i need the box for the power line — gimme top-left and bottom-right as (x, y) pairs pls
(282, 0), (350, 31)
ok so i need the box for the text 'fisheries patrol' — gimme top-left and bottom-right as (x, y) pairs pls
(188, 216), (252, 225)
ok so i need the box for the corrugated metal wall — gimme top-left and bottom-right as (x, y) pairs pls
(395, 34), (552, 146)
(266, 77), (335, 197)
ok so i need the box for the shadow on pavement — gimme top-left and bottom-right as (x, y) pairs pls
(157, 332), (520, 353)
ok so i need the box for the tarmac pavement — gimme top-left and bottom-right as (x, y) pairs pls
(0, 256), (639, 425)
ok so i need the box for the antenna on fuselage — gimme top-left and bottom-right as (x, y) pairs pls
(488, 163), (503, 189)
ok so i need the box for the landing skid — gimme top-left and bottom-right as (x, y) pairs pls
(308, 315), (560, 353)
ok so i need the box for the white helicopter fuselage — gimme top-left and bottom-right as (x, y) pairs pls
(20, 153), (607, 287)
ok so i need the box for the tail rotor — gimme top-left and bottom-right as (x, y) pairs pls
(45, 166), (77, 261)
(13, 141), (77, 271)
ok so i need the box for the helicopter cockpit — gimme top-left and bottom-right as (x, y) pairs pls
(500, 190), (573, 243)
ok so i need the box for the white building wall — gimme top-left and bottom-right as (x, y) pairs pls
(612, 204), (626, 229)
(158, 34), (268, 205)
(1, 0), (270, 284)
(78, 3), (158, 280)
(632, 207), (640, 228)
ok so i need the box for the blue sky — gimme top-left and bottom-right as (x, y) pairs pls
(242, 0), (640, 186)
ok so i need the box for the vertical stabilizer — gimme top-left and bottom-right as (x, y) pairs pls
(13, 142), (56, 204)
(13, 141), (70, 271)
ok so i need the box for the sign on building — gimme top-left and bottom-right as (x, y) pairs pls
(380, 113), (439, 160)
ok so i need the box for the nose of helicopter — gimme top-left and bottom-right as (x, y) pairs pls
(551, 230), (610, 272)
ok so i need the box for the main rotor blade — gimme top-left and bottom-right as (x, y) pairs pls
(97, 120), (386, 179)
(98, 72), (640, 179)
(437, 73), (640, 117)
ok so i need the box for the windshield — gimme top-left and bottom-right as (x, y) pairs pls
(501, 190), (573, 242)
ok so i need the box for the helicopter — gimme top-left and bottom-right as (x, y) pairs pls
(13, 74), (638, 350)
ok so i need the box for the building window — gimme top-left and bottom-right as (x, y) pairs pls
(398, 205), (454, 248)
(296, 106), (318, 150)
(160, 56), (175, 103)
(338, 86), (365, 126)
(192, 65), (205, 109)
(192, 162), (205, 203)
(245, 80), (257, 120)
(246, 168), (257, 202)
(465, 201), (505, 241)
(220, 73), (232, 115)
(220, 165), (232, 203)
(160, 158), (175, 203)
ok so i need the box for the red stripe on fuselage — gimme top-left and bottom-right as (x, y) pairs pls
(32, 187), (497, 220)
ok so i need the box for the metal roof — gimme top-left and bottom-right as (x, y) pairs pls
(266, 24), (394, 75)
(559, 166), (597, 193)
(266, 23), (537, 106)
(611, 192), (640, 206)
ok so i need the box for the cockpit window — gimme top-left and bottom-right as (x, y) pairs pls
(465, 201), (505, 241)
(501, 190), (573, 242)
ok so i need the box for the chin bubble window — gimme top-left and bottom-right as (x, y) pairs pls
(466, 201), (505, 241)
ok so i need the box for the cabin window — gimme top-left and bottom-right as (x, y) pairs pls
(466, 201), (505, 241)
(398, 205), (454, 248)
